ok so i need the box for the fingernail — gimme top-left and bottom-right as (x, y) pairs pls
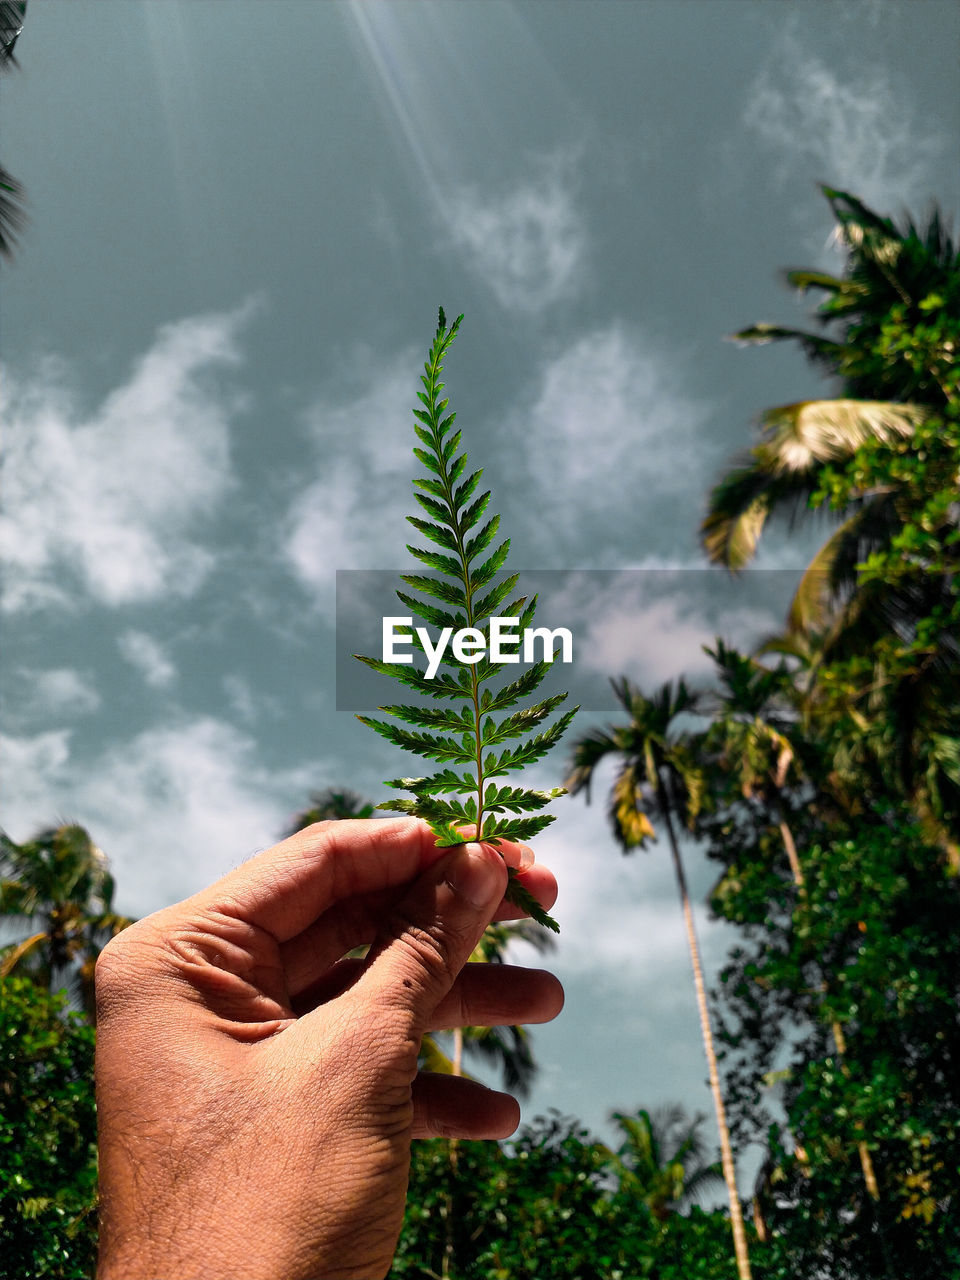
(518, 844), (535, 870)
(445, 843), (502, 909)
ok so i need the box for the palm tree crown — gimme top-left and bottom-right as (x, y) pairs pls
(702, 187), (959, 632)
(0, 823), (133, 1018)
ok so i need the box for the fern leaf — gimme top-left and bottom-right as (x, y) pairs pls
(483, 813), (556, 840)
(354, 655), (466, 700)
(486, 708), (580, 775)
(484, 784), (567, 812)
(406, 515), (459, 551)
(483, 662), (552, 711)
(471, 540), (512, 588)
(356, 717), (476, 763)
(355, 309), (576, 931)
(482, 694), (569, 745)
(464, 515), (501, 563)
(406, 545), (463, 577)
(394, 590), (466, 633)
(399, 573), (467, 607)
(380, 704), (477, 733)
(386, 771), (479, 795)
(504, 870), (560, 933)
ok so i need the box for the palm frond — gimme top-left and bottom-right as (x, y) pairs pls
(729, 324), (846, 369)
(757, 400), (925, 472)
(565, 727), (622, 799)
(0, 2), (25, 67)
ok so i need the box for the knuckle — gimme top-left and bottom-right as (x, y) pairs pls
(93, 918), (165, 1011)
(392, 916), (460, 990)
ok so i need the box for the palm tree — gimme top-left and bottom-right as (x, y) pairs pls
(567, 677), (753, 1279)
(702, 187), (958, 633)
(0, 823), (133, 1020)
(283, 786), (375, 836)
(604, 1104), (724, 1222)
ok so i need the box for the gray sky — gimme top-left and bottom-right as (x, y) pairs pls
(3, 0), (958, 1164)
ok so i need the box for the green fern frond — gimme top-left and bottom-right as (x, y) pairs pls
(355, 308), (577, 931)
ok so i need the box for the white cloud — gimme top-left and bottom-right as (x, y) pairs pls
(6, 668), (101, 727)
(283, 352), (420, 594)
(221, 673), (282, 724)
(1, 303), (255, 613)
(742, 33), (944, 212)
(0, 717), (324, 917)
(545, 572), (779, 688)
(444, 159), (586, 312)
(514, 325), (710, 559)
(117, 630), (177, 688)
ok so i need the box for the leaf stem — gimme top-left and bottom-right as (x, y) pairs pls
(425, 319), (486, 840)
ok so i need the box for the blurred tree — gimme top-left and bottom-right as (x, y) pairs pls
(283, 786), (375, 834)
(602, 1105), (723, 1222)
(392, 1109), (749, 1280)
(566, 677), (753, 1279)
(0, 824), (133, 1021)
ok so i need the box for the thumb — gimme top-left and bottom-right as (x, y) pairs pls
(356, 841), (507, 1032)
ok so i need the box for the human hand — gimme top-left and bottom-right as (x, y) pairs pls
(94, 818), (562, 1280)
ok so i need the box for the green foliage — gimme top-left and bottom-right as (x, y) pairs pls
(0, 975), (98, 1279)
(357, 310), (577, 931)
(702, 185), (959, 640)
(391, 1110), (749, 1280)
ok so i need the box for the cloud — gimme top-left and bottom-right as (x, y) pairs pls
(0, 717), (325, 917)
(221, 673), (282, 725)
(1, 303), (255, 613)
(444, 159), (586, 312)
(117, 630), (177, 688)
(742, 33), (944, 212)
(4, 670), (100, 729)
(543, 571), (780, 689)
(283, 352), (420, 594)
(511, 325), (711, 561)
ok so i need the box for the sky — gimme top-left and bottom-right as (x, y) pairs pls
(2, 0), (959, 1179)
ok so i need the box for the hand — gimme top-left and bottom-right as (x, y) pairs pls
(94, 818), (562, 1280)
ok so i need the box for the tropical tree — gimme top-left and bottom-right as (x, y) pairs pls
(566, 677), (753, 1279)
(393, 1109), (751, 1280)
(702, 186), (959, 635)
(603, 1105), (723, 1222)
(703, 639), (880, 1201)
(283, 785), (375, 835)
(0, 824), (133, 1020)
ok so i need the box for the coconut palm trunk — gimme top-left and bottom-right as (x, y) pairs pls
(657, 777), (752, 1280)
